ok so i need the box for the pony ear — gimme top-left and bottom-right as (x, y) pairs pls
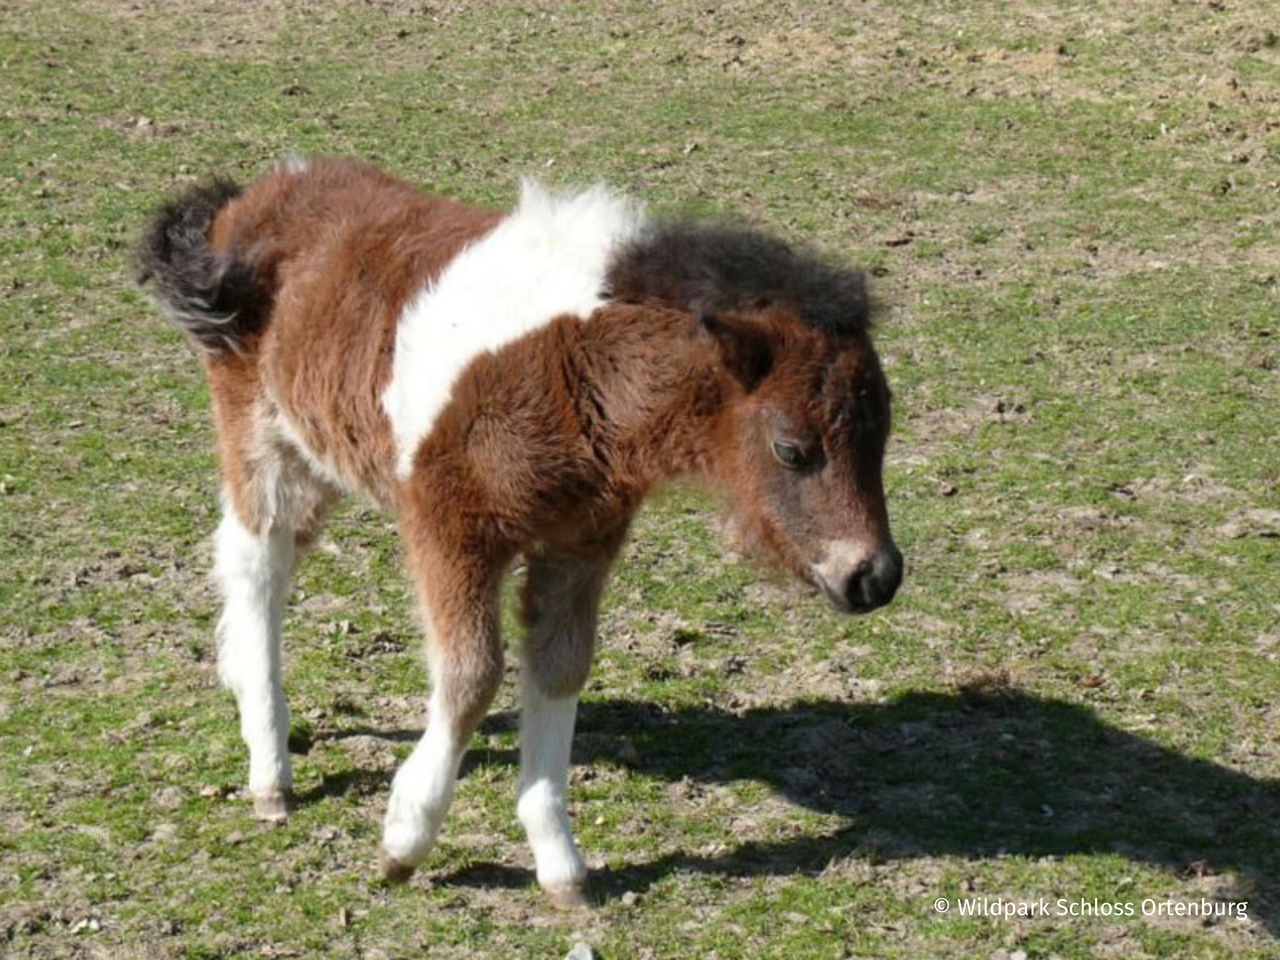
(697, 311), (774, 391)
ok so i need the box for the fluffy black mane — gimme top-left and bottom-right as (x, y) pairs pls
(605, 219), (872, 335)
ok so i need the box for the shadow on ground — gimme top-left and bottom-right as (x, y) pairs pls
(319, 688), (1280, 931)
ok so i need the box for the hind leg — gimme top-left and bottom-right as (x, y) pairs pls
(380, 531), (506, 879)
(517, 534), (623, 907)
(214, 504), (299, 820)
(211, 408), (335, 820)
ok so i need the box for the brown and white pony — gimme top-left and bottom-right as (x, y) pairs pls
(138, 156), (903, 907)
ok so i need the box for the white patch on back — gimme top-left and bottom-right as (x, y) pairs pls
(382, 180), (646, 478)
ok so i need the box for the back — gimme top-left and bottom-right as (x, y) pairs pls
(212, 157), (502, 504)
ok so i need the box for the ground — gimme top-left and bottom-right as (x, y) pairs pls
(1, 1), (1279, 958)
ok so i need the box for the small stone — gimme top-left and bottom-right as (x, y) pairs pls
(224, 830), (245, 845)
(1010, 951), (1028, 960)
(621, 891), (638, 906)
(152, 786), (183, 810)
(565, 943), (594, 960)
(151, 822), (179, 843)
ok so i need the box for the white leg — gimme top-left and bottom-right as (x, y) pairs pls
(381, 695), (466, 872)
(515, 541), (622, 908)
(214, 509), (295, 820)
(517, 673), (586, 903)
(378, 537), (504, 883)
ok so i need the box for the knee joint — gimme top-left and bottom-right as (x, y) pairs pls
(525, 633), (593, 698)
(436, 652), (504, 732)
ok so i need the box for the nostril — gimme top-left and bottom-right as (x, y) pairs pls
(843, 560), (874, 608)
(849, 550), (903, 609)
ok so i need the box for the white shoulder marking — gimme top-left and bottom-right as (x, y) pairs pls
(382, 180), (646, 478)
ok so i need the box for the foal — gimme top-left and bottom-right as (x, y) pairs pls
(139, 157), (903, 907)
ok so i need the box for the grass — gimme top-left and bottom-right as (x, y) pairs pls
(2, 1), (1279, 957)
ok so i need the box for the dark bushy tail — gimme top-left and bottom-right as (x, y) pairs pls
(137, 179), (263, 353)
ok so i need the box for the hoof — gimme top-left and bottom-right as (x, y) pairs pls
(252, 791), (289, 822)
(379, 848), (417, 884)
(543, 883), (590, 911)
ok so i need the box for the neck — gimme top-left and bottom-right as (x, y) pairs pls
(577, 302), (733, 495)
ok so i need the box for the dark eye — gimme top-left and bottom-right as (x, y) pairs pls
(772, 439), (808, 470)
